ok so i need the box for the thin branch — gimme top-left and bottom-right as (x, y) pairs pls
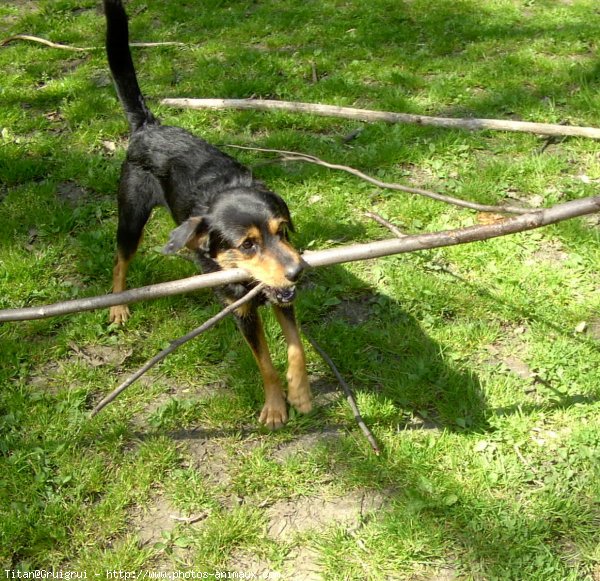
(90, 284), (265, 417)
(1, 195), (599, 323)
(224, 145), (535, 214)
(301, 328), (380, 455)
(0, 34), (185, 51)
(364, 212), (406, 238)
(160, 98), (600, 141)
(170, 512), (208, 524)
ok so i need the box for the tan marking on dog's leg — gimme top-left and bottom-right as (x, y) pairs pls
(239, 312), (288, 429)
(109, 251), (131, 324)
(273, 306), (312, 414)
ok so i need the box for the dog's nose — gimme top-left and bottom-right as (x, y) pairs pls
(285, 262), (303, 282)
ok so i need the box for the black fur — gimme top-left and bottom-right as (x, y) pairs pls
(103, 0), (298, 298)
(103, 0), (310, 428)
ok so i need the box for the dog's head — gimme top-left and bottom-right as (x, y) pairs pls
(162, 188), (305, 305)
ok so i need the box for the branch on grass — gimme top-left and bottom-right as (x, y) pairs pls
(224, 145), (537, 214)
(0, 34), (185, 51)
(0, 195), (599, 323)
(90, 284), (265, 417)
(301, 328), (381, 455)
(160, 98), (600, 141)
(364, 211), (406, 238)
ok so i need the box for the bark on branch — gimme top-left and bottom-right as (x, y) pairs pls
(160, 98), (600, 140)
(0, 195), (598, 323)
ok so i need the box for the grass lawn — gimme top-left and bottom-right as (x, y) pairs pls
(1, 0), (599, 578)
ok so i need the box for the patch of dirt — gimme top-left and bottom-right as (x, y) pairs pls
(128, 494), (201, 572)
(309, 374), (342, 408)
(1, 1), (38, 26)
(68, 343), (133, 368)
(526, 240), (570, 265)
(183, 437), (237, 489)
(129, 495), (177, 547)
(128, 375), (230, 431)
(228, 489), (392, 579)
(227, 552), (280, 580)
(584, 318), (600, 341)
(401, 411), (442, 431)
(583, 213), (600, 230)
(229, 545), (322, 580)
(129, 387), (172, 431)
(271, 428), (343, 462)
(481, 341), (535, 381)
(28, 360), (63, 394)
(426, 566), (460, 581)
(281, 546), (322, 581)
(333, 296), (375, 326)
(405, 163), (437, 190)
(266, 488), (390, 541)
(56, 181), (91, 206)
(28, 344), (132, 393)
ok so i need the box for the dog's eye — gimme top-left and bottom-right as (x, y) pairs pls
(240, 239), (256, 251)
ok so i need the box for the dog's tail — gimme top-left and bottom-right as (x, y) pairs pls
(103, 0), (157, 132)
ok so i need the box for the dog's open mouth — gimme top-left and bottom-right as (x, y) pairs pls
(264, 285), (296, 305)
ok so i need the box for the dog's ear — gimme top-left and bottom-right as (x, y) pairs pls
(162, 217), (209, 255)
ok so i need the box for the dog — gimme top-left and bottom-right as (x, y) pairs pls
(103, 0), (311, 429)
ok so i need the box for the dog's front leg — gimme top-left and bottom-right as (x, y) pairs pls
(273, 305), (312, 415)
(235, 306), (288, 429)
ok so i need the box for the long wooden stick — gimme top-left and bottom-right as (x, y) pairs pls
(160, 98), (600, 140)
(90, 284), (265, 416)
(225, 145), (534, 214)
(1, 195), (598, 323)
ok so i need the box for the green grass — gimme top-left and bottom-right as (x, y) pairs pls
(1, 0), (600, 578)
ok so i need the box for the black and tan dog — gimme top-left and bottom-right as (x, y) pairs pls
(103, 0), (311, 428)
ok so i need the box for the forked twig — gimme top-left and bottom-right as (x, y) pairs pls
(90, 284), (265, 417)
(224, 144), (535, 214)
(301, 328), (381, 456)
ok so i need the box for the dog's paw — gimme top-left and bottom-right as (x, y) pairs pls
(109, 305), (130, 325)
(259, 399), (288, 430)
(287, 373), (312, 414)
(287, 390), (312, 414)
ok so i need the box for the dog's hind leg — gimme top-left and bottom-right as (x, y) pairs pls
(235, 305), (288, 429)
(110, 164), (163, 324)
(273, 305), (312, 414)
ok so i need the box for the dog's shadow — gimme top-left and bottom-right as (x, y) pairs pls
(292, 263), (489, 435)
